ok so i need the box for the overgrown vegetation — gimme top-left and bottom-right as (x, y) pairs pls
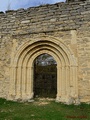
(0, 98), (90, 120)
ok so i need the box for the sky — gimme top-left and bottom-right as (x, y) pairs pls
(0, 0), (65, 12)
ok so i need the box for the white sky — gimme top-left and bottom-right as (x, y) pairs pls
(0, 0), (65, 12)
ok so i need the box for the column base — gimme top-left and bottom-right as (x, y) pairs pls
(20, 92), (34, 102)
(7, 93), (16, 101)
(56, 95), (80, 105)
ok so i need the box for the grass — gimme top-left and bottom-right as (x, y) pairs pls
(0, 98), (90, 120)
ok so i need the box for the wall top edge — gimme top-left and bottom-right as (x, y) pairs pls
(0, 1), (89, 15)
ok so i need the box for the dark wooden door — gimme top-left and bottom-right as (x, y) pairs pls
(34, 64), (57, 98)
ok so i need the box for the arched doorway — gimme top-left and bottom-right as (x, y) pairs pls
(34, 53), (57, 98)
(8, 36), (78, 104)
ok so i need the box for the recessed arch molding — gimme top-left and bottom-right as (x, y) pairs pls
(8, 36), (79, 104)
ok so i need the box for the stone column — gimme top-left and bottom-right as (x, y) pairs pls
(70, 66), (74, 97)
(26, 66), (34, 99)
(15, 66), (22, 99)
(66, 66), (70, 95)
(65, 66), (71, 103)
(61, 66), (66, 96)
(56, 66), (62, 101)
(22, 66), (26, 99)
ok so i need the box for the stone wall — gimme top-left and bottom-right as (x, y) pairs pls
(0, 1), (90, 103)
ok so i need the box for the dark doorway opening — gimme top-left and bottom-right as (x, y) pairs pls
(34, 53), (57, 98)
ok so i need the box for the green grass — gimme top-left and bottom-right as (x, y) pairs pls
(0, 98), (90, 120)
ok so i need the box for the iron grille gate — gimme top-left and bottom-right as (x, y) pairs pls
(34, 64), (57, 98)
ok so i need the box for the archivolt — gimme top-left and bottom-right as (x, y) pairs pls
(9, 36), (78, 103)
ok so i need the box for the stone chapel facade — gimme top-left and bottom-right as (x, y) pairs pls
(0, 0), (90, 104)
